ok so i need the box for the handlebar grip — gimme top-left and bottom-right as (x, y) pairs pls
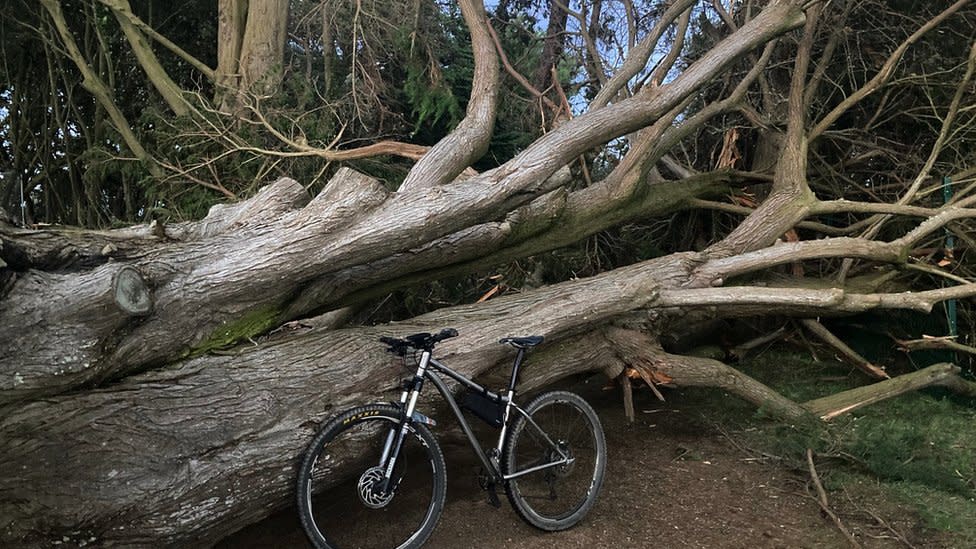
(439, 328), (458, 339)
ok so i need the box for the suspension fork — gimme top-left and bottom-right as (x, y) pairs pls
(378, 350), (431, 493)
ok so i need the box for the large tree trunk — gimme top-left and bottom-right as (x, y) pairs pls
(4, 229), (973, 546)
(0, 250), (664, 547)
(216, 0), (247, 109)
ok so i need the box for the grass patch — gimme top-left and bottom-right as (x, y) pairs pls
(680, 348), (976, 546)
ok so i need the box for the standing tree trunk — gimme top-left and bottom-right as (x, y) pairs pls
(533, 0), (569, 92)
(216, 0), (247, 109)
(238, 0), (288, 101)
(214, 0), (288, 110)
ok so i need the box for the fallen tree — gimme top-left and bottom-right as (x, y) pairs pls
(2, 0), (976, 547)
(5, 246), (976, 547)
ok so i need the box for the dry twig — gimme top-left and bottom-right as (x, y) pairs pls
(807, 448), (862, 549)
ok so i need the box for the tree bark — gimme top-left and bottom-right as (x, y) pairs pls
(238, 0), (288, 96)
(216, 0), (247, 109)
(0, 253), (664, 547)
(103, 0), (191, 115)
(6, 247), (972, 546)
(0, 0), (808, 404)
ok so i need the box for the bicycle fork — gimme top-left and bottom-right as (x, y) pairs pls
(377, 350), (432, 495)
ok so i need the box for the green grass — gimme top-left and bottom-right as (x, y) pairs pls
(681, 348), (976, 545)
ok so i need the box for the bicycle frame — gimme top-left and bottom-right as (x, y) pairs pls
(378, 348), (572, 492)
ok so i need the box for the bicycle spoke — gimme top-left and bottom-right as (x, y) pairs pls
(298, 407), (446, 549)
(503, 391), (606, 530)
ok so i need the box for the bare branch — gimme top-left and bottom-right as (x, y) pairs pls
(809, 0), (971, 141)
(96, 0), (215, 80)
(799, 318), (888, 379)
(484, 18), (559, 112)
(646, 7), (693, 88)
(498, 0), (806, 196)
(102, 0), (194, 116)
(38, 0), (161, 178)
(897, 336), (976, 357)
(657, 284), (976, 315)
(807, 449), (862, 548)
(589, 0), (696, 110)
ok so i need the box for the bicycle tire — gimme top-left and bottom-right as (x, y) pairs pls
(296, 404), (447, 549)
(502, 390), (606, 531)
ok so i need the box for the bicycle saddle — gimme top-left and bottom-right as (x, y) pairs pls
(499, 336), (544, 349)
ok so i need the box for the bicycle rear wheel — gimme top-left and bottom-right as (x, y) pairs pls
(296, 404), (447, 549)
(502, 390), (606, 531)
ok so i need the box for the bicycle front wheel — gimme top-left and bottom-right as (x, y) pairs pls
(502, 390), (606, 531)
(296, 404), (447, 549)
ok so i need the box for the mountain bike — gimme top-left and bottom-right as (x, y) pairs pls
(296, 328), (607, 549)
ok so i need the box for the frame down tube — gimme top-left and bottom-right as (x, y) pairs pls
(423, 365), (501, 481)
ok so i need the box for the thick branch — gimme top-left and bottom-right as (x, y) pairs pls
(0, 263), (153, 402)
(656, 284), (976, 316)
(398, 0), (500, 191)
(704, 5), (820, 258)
(694, 238), (901, 285)
(803, 363), (975, 419)
(39, 0), (161, 177)
(283, 170), (730, 318)
(0, 177), (307, 270)
(604, 327), (810, 419)
(107, 0), (191, 115)
(97, 0), (215, 80)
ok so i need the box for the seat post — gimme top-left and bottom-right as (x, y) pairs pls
(507, 348), (526, 393)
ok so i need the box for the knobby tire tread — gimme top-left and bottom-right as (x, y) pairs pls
(502, 390), (607, 531)
(296, 404), (447, 549)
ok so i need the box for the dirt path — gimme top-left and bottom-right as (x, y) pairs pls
(219, 379), (926, 548)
